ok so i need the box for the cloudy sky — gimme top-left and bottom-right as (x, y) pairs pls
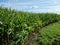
(0, 0), (60, 13)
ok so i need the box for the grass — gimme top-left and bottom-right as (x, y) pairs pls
(38, 22), (60, 45)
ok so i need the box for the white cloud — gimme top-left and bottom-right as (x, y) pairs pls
(51, 0), (60, 4)
(47, 6), (60, 13)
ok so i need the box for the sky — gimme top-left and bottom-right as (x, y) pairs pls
(0, 0), (60, 13)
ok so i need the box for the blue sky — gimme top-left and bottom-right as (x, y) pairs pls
(0, 0), (60, 13)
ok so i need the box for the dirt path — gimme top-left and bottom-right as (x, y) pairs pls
(24, 27), (40, 45)
(24, 22), (59, 45)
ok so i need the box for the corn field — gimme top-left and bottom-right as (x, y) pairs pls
(0, 7), (60, 45)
